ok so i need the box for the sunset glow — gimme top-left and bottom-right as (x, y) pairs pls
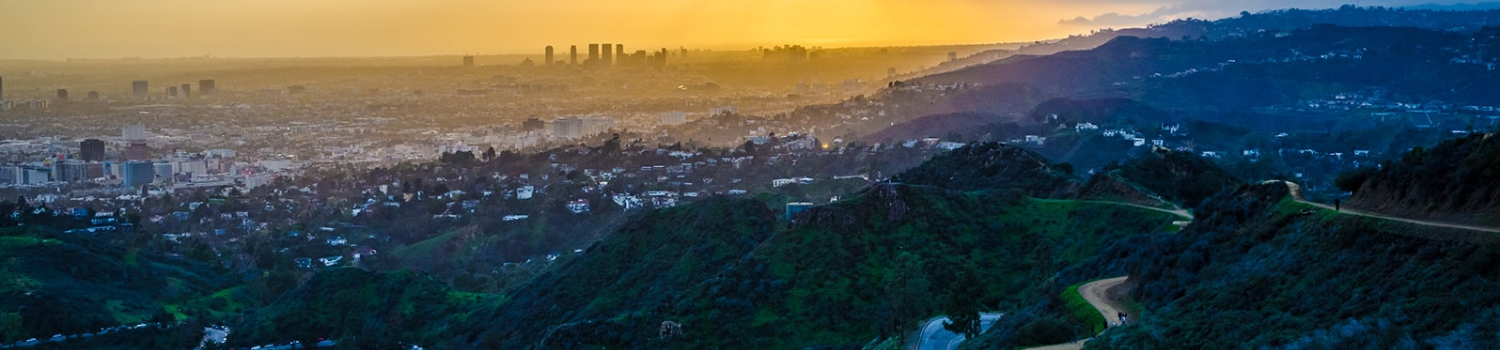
(2, 0), (1166, 58)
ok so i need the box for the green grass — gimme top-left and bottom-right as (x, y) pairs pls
(1061, 281), (1106, 337)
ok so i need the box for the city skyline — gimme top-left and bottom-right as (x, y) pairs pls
(0, 0), (1479, 59)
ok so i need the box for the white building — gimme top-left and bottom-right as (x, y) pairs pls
(660, 112), (687, 126)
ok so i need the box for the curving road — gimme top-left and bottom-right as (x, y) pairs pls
(916, 313), (1003, 350)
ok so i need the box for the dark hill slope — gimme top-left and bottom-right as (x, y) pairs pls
(227, 268), (504, 349)
(1343, 133), (1500, 227)
(476, 184), (1181, 349)
(969, 181), (1500, 349)
(894, 142), (1080, 197)
(1085, 183), (1500, 349)
(1078, 148), (1243, 208)
(0, 227), (231, 344)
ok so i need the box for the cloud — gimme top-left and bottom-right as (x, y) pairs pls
(1056, 0), (1479, 28)
(1058, 6), (1182, 27)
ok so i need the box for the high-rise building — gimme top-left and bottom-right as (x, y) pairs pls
(55, 160), (88, 182)
(181, 84), (192, 99)
(56, 89), (68, 102)
(660, 112), (687, 126)
(552, 117), (584, 139)
(132, 81), (148, 99)
(80, 139), (105, 162)
(463, 55), (475, 67)
(570, 45), (578, 65)
(588, 44), (600, 65)
(602, 43), (614, 66)
(199, 79), (216, 96)
(123, 124), (147, 141)
(167, 86), (179, 99)
(122, 160), (154, 187)
(124, 142), (152, 160)
(0, 75), (4, 101)
(545, 46), (554, 66)
(521, 117), (545, 132)
(154, 162), (174, 183)
(581, 116), (615, 135)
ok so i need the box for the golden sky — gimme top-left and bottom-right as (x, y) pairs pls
(0, 0), (1281, 59)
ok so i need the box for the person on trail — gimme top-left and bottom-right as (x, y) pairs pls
(1335, 198), (1341, 211)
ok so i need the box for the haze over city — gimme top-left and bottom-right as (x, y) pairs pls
(3, 1), (1500, 350)
(0, 0), (1487, 58)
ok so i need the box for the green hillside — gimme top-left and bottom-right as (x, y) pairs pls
(0, 225), (232, 344)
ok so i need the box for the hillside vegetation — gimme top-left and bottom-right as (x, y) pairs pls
(1342, 133), (1500, 227)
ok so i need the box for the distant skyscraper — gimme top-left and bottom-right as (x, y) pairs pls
(123, 124), (146, 141)
(552, 117), (584, 139)
(56, 89), (68, 102)
(463, 55), (475, 67)
(588, 44), (600, 65)
(521, 117), (545, 132)
(80, 139), (105, 162)
(181, 84), (192, 99)
(545, 46), (554, 66)
(615, 44), (625, 65)
(167, 86), (178, 99)
(199, 79), (216, 96)
(570, 45), (578, 65)
(602, 43), (614, 66)
(0, 75), (5, 101)
(132, 81), (148, 99)
(122, 160), (154, 187)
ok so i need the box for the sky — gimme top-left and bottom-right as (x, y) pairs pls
(0, 0), (1480, 59)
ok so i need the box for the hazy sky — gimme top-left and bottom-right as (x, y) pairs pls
(0, 0), (1475, 59)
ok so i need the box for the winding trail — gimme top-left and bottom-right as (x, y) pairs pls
(1276, 181), (1500, 234)
(1028, 198), (1193, 220)
(1023, 277), (1131, 350)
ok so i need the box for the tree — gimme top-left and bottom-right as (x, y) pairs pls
(883, 253), (932, 338)
(942, 261), (984, 338)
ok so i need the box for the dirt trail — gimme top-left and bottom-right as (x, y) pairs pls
(1273, 180), (1500, 234)
(1022, 276), (1131, 350)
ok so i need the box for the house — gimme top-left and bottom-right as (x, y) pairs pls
(326, 236), (348, 246)
(567, 199), (591, 214)
(320, 256), (343, 267)
(502, 215), (530, 221)
(1243, 150), (1261, 157)
(772, 178), (796, 187)
(295, 257), (313, 269)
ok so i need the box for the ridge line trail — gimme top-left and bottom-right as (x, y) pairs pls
(1275, 180), (1500, 234)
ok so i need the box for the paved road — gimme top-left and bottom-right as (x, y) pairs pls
(916, 313), (1002, 350)
(1277, 181), (1500, 233)
(0, 324), (160, 349)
